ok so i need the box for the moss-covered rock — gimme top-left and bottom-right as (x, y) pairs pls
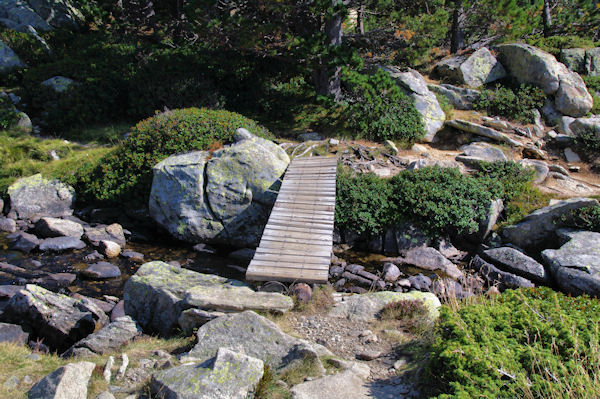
(7, 174), (75, 220)
(149, 130), (289, 247)
(123, 262), (293, 337)
(151, 348), (264, 399)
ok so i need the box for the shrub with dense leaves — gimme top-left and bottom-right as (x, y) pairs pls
(426, 288), (600, 398)
(474, 84), (546, 123)
(341, 68), (425, 142)
(560, 205), (600, 233)
(0, 96), (19, 130)
(78, 108), (271, 206)
(335, 162), (541, 239)
(334, 167), (395, 236)
(390, 167), (498, 236)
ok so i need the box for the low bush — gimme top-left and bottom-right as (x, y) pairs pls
(0, 96), (19, 130)
(560, 205), (600, 233)
(341, 68), (425, 143)
(526, 35), (599, 57)
(335, 162), (541, 239)
(574, 130), (600, 161)
(474, 84), (546, 123)
(334, 167), (395, 236)
(78, 108), (270, 206)
(583, 76), (600, 115)
(390, 167), (498, 236)
(426, 288), (600, 398)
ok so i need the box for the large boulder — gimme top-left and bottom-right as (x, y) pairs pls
(471, 255), (535, 290)
(501, 197), (598, 249)
(495, 43), (593, 117)
(290, 369), (370, 399)
(0, 322), (29, 344)
(182, 310), (331, 371)
(542, 229), (600, 296)
(124, 261), (293, 336)
(7, 174), (75, 220)
(434, 47), (506, 87)
(445, 119), (522, 147)
(560, 48), (587, 74)
(569, 117), (600, 137)
(456, 142), (507, 167)
(427, 83), (480, 110)
(0, 39), (24, 72)
(151, 348), (264, 399)
(560, 47), (600, 77)
(1, 285), (108, 352)
(393, 247), (463, 279)
(63, 316), (142, 357)
(0, 0), (51, 31)
(28, 362), (95, 399)
(41, 75), (75, 93)
(327, 291), (441, 321)
(84, 223), (126, 247)
(482, 247), (548, 284)
(0, 0), (83, 31)
(380, 66), (445, 142)
(149, 131), (289, 247)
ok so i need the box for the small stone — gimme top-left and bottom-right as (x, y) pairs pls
(356, 349), (382, 361)
(292, 283), (312, 303)
(329, 265), (344, 277)
(329, 138), (339, 146)
(192, 243), (217, 254)
(0, 217), (17, 233)
(393, 358), (408, 370)
(396, 278), (411, 288)
(4, 375), (19, 390)
(411, 144), (428, 153)
(121, 250), (144, 262)
(564, 147), (582, 163)
(81, 262), (121, 279)
(26, 353), (41, 361)
(9, 232), (40, 253)
(99, 240), (121, 258)
(346, 264), (365, 274)
(95, 392), (116, 399)
(110, 300), (125, 321)
(383, 263), (401, 282)
(22, 375), (33, 385)
(83, 250), (104, 261)
(39, 236), (86, 252)
(569, 166), (580, 172)
(546, 130), (558, 139)
(384, 140), (399, 154)
(0, 322), (30, 344)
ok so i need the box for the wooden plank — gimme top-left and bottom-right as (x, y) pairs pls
(272, 203), (334, 212)
(264, 223), (332, 234)
(250, 255), (329, 267)
(253, 252), (330, 263)
(261, 229), (332, 241)
(259, 239), (332, 252)
(267, 219), (333, 230)
(260, 235), (330, 246)
(255, 246), (331, 257)
(275, 199), (336, 207)
(268, 213), (334, 222)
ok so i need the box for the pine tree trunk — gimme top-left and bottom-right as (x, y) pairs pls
(450, 1), (465, 54)
(313, 5), (343, 100)
(357, 4), (365, 34)
(543, 0), (552, 37)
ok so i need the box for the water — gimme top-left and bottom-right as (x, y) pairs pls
(0, 233), (247, 299)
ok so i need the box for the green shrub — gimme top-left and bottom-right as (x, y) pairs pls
(390, 167), (497, 236)
(574, 130), (600, 161)
(474, 161), (550, 226)
(426, 288), (600, 398)
(560, 205), (600, 233)
(0, 96), (19, 130)
(526, 35), (599, 57)
(583, 76), (600, 115)
(335, 163), (540, 239)
(341, 68), (425, 143)
(78, 108), (270, 206)
(334, 167), (395, 236)
(474, 84), (546, 123)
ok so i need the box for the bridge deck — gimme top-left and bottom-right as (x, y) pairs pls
(246, 156), (338, 283)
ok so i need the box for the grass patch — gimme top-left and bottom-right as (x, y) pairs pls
(0, 129), (112, 195)
(0, 335), (194, 398)
(279, 355), (323, 386)
(62, 122), (132, 145)
(292, 285), (336, 315)
(254, 366), (291, 399)
(424, 288), (600, 398)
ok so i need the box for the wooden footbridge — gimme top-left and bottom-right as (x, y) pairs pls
(246, 156), (338, 284)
